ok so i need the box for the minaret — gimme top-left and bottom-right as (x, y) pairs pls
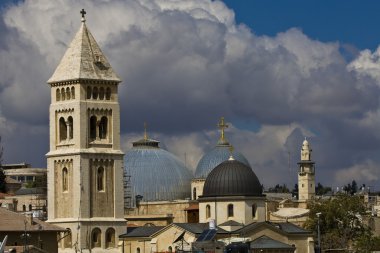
(46, 9), (125, 252)
(297, 138), (315, 201)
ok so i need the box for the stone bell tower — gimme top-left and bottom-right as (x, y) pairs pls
(298, 138), (315, 201)
(46, 10), (125, 252)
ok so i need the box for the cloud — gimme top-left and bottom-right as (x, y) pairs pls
(335, 160), (380, 185)
(1, 0), (380, 189)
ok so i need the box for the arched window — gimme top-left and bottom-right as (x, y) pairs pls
(23, 205), (26, 212)
(137, 248), (140, 253)
(71, 87), (75, 99)
(105, 228), (115, 248)
(193, 187), (197, 200)
(99, 116), (108, 139)
(206, 204), (211, 219)
(64, 229), (72, 248)
(227, 204), (234, 217)
(87, 86), (92, 99)
(168, 246), (173, 253)
(91, 228), (101, 248)
(106, 87), (111, 100)
(68, 116), (73, 140)
(93, 87), (98, 99)
(252, 204), (257, 218)
(90, 116), (97, 140)
(62, 167), (68, 192)
(97, 167), (105, 191)
(99, 87), (105, 100)
(59, 117), (67, 141)
(29, 204), (32, 211)
(66, 87), (71, 100)
(61, 88), (65, 100)
(56, 89), (60, 101)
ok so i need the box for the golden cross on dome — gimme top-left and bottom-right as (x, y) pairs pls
(217, 117), (228, 142)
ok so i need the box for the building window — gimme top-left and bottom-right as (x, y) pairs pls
(23, 205), (26, 212)
(29, 204), (32, 211)
(93, 87), (98, 99)
(99, 116), (108, 139)
(64, 229), (72, 248)
(91, 228), (101, 248)
(227, 204), (234, 217)
(193, 187), (197, 200)
(97, 167), (105, 191)
(71, 87), (75, 99)
(206, 204), (211, 219)
(136, 248), (140, 253)
(68, 116), (73, 139)
(99, 87), (105, 100)
(61, 88), (65, 100)
(106, 87), (111, 100)
(106, 228), (115, 248)
(87, 86), (92, 99)
(56, 89), (60, 101)
(168, 246), (173, 253)
(62, 167), (68, 192)
(59, 117), (67, 141)
(66, 87), (71, 100)
(252, 204), (256, 218)
(90, 116), (97, 140)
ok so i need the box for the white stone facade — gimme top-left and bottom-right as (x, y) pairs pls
(298, 139), (316, 201)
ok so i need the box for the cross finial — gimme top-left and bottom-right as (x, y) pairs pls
(144, 122), (148, 140)
(80, 9), (87, 22)
(217, 117), (228, 142)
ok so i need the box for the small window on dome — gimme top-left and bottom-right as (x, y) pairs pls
(227, 204), (234, 217)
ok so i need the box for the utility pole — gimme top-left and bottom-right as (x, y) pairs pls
(316, 212), (322, 253)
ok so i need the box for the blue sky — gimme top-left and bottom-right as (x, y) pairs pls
(224, 1), (380, 51)
(2, 0), (380, 189)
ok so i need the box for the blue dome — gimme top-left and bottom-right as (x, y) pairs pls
(194, 143), (250, 179)
(125, 138), (193, 202)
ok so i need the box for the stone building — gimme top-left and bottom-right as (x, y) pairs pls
(46, 11), (125, 252)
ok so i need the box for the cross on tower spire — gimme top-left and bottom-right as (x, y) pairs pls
(80, 9), (86, 22)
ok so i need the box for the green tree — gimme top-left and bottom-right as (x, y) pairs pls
(305, 194), (371, 251)
(315, 182), (332, 195)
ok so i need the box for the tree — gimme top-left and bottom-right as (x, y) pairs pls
(267, 184), (290, 193)
(315, 182), (332, 196)
(0, 136), (6, 193)
(305, 194), (377, 251)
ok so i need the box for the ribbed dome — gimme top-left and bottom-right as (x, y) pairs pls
(125, 138), (193, 202)
(202, 159), (263, 197)
(195, 144), (250, 179)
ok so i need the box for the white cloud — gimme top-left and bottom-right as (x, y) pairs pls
(335, 160), (380, 185)
(1, 0), (380, 189)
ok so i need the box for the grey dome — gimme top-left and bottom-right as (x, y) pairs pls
(195, 143), (250, 179)
(125, 138), (193, 202)
(202, 159), (263, 197)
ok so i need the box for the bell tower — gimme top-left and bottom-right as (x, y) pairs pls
(46, 10), (125, 252)
(298, 139), (315, 201)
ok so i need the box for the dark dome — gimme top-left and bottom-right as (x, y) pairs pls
(202, 159), (263, 197)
